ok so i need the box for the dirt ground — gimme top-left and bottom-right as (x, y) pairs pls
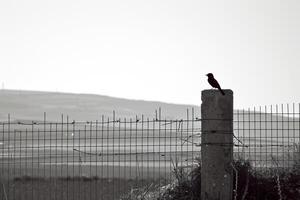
(1, 177), (165, 200)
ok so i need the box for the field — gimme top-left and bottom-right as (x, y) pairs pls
(0, 93), (299, 199)
(1, 176), (160, 200)
(0, 121), (200, 200)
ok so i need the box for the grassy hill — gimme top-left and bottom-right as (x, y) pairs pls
(0, 90), (200, 121)
(0, 89), (298, 139)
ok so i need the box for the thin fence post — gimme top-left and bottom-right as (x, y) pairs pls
(201, 89), (233, 200)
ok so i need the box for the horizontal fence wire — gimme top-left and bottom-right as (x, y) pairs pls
(0, 109), (201, 200)
(0, 104), (299, 199)
(234, 103), (300, 170)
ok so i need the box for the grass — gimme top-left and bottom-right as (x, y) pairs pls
(123, 159), (300, 200)
(1, 176), (155, 200)
(1, 160), (300, 200)
(232, 160), (300, 200)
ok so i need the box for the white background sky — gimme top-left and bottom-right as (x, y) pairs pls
(0, 0), (299, 109)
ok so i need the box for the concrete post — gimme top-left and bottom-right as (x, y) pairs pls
(201, 90), (233, 200)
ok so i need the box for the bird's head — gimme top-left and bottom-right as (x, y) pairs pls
(206, 73), (214, 78)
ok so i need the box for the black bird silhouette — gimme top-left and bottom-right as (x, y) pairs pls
(206, 73), (225, 95)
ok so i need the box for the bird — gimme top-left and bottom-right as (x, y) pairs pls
(206, 73), (225, 95)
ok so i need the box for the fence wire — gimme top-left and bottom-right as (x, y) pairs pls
(0, 104), (299, 199)
(234, 104), (300, 170)
(0, 109), (200, 200)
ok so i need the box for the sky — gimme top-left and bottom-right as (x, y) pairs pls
(0, 0), (299, 109)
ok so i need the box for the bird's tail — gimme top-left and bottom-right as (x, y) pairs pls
(218, 87), (225, 95)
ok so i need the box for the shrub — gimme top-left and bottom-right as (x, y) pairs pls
(157, 159), (300, 200)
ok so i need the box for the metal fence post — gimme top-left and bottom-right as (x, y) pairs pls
(201, 89), (233, 200)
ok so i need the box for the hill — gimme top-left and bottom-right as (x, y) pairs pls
(0, 90), (200, 121)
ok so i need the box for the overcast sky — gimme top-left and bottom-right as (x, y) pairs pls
(0, 0), (299, 109)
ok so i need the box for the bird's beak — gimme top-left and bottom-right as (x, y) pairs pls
(206, 74), (208, 76)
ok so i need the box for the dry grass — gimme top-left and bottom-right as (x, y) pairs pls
(1, 176), (155, 200)
(152, 159), (300, 200)
(2, 160), (300, 200)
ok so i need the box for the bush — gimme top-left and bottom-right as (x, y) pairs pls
(157, 159), (300, 200)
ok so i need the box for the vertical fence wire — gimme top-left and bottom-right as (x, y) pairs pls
(234, 104), (300, 170)
(0, 104), (299, 199)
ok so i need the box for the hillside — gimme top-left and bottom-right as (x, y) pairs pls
(0, 90), (298, 133)
(0, 89), (298, 145)
(0, 90), (200, 121)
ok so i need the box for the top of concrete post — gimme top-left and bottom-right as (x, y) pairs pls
(201, 89), (233, 97)
(201, 89), (233, 119)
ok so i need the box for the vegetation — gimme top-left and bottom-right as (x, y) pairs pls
(122, 159), (300, 200)
(2, 176), (154, 200)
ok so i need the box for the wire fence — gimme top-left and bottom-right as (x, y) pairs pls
(0, 109), (201, 200)
(0, 104), (299, 199)
(234, 104), (300, 170)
